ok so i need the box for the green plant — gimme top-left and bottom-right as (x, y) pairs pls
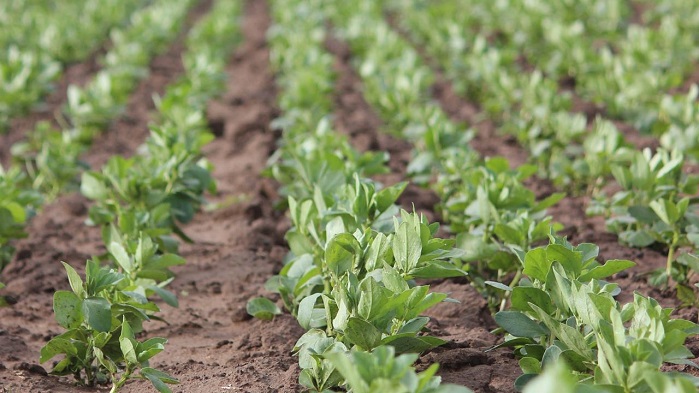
(439, 157), (563, 310)
(0, 164), (42, 272)
(323, 346), (473, 393)
(41, 2), (245, 391)
(41, 261), (177, 392)
(251, 2), (469, 390)
(491, 236), (698, 391)
(588, 148), (699, 286)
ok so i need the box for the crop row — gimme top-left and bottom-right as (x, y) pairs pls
(249, 0), (474, 391)
(252, 0), (699, 391)
(0, 0), (195, 295)
(335, 1), (699, 391)
(0, 0), (147, 129)
(18, 0), (243, 391)
(389, 0), (699, 294)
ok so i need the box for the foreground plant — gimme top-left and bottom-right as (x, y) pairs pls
(41, 261), (176, 392)
(491, 235), (699, 391)
(323, 346), (472, 393)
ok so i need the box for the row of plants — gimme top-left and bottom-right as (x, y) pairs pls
(403, 0), (699, 161)
(14, 0), (196, 198)
(0, 0), (148, 129)
(325, 0), (561, 312)
(249, 0), (472, 391)
(456, 0), (699, 127)
(36, 1), (244, 392)
(388, 0), (699, 293)
(0, 0), (196, 290)
(323, 1), (699, 391)
(386, 0), (629, 195)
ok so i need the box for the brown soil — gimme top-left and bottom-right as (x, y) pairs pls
(1, 1), (698, 393)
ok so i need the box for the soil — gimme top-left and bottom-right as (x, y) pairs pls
(1, 1), (698, 393)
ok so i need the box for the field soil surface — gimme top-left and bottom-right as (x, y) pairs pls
(1, 1), (697, 392)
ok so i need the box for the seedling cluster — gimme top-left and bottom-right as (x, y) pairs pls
(2, 0), (699, 392)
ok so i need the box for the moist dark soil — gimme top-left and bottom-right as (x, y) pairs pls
(1, 1), (698, 392)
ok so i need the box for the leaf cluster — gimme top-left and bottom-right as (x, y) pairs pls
(492, 236), (698, 392)
(588, 148), (699, 286)
(10, 0), (193, 200)
(42, 261), (175, 391)
(0, 0), (144, 130)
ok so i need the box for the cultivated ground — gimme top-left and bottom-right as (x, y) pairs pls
(1, 1), (698, 392)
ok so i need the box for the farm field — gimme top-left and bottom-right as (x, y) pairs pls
(1, 0), (699, 392)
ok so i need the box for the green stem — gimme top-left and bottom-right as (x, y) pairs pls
(110, 364), (134, 393)
(322, 294), (334, 337)
(499, 269), (522, 312)
(666, 233), (679, 287)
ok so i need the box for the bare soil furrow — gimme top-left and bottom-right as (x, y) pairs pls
(121, 0), (299, 390)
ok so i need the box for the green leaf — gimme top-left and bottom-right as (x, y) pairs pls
(108, 242), (133, 274)
(141, 367), (178, 393)
(494, 311), (548, 338)
(628, 206), (659, 224)
(650, 199), (678, 225)
(40, 336), (78, 363)
(410, 261), (466, 279)
(375, 182), (406, 213)
(148, 285), (179, 308)
(485, 281), (512, 292)
(298, 293), (323, 330)
(398, 317), (429, 334)
(560, 349), (590, 372)
(61, 262), (84, 298)
(382, 264), (409, 293)
(246, 297), (281, 321)
(138, 337), (167, 363)
(120, 320), (138, 364)
(81, 172), (107, 200)
(344, 317), (382, 351)
(534, 193), (565, 211)
(523, 248), (551, 282)
(579, 260), (635, 281)
(380, 334), (446, 353)
(82, 297), (112, 332)
(619, 230), (655, 247)
(393, 220), (422, 273)
(519, 357), (541, 374)
(325, 233), (360, 277)
(323, 351), (368, 392)
(546, 245), (582, 276)
(510, 287), (554, 314)
(53, 291), (83, 329)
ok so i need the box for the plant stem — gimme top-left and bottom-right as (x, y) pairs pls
(110, 364), (134, 393)
(499, 269), (522, 312)
(666, 232), (679, 288)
